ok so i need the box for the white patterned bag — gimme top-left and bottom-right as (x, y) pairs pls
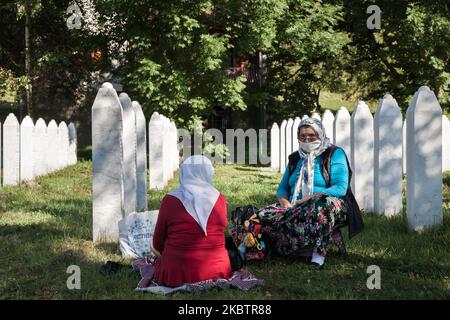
(118, 210), (159, 259)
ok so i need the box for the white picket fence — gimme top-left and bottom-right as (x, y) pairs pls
(0, 114), (77, 186)
(92, 82), (179, 242)
(270, 87), (449, 232)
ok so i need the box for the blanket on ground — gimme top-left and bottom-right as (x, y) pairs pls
(131, 256), (264, 295)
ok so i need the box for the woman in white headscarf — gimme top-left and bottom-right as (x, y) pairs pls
(268, 117), (363, 269)
(151, 155), (232, 287)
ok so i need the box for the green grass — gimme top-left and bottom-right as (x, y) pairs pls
(0, 162), (449, 300)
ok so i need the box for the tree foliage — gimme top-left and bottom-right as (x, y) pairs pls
(342, 0), (450, 111)
(0, 0), (449, 140)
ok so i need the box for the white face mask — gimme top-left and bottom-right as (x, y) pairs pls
(298, 140), (321, 153)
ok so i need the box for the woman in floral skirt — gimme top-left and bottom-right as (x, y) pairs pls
(265, 117), (363, 269)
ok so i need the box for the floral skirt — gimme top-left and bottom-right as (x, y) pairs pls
(259, 194), (348, 256)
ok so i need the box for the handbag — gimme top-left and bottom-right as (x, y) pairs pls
(230, 205), (271, 261)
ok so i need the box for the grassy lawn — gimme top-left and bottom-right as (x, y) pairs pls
(0, 160), (449, 300)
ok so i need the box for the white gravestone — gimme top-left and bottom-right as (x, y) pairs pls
(280, 120), (287, 173)
(119, 93), (137, 216)
(406, 86), (442, 232)
(132, 101), (148, 212)
(442, 115), (450, 172)
(270, 123), (280, 169)
(171, 121), (179, 171)
(403, 118), (407, 174)
(68, 122), (77, 166)
(334, 107), (352, 166)
(20, 116), (35, 182)
(374, 94), (403, 216)
(3, 114), (20, 186)
(168, 120), (175, 174)
(292, 117), (301, 154)
(162, 116), (172, 183)
(286, 118), (294, 160)
(34, 119), (47, 176)
(46, 120), (59, 173)
(58, 121), (69, 169)
(149, 112), (165, 189)
(92, 82), (125, 242)
(351, 101), (374, 212)
(321, 110), (334, 143)
(55, 123), (61, 170)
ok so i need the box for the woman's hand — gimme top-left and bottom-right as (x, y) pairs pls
(150, 244), (161, 258)
(278, 197), (293, 209)
(295, 192), (324, 206)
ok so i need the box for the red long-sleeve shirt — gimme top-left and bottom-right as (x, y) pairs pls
(152, 193), (232, 287)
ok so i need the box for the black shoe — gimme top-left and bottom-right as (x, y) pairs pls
(308, 262), (325, 270)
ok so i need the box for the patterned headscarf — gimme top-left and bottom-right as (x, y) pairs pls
(291, 117), (331, 203)
(297, 117), (331, 159)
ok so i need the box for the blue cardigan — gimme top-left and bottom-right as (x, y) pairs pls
(276, 148), (349, 202)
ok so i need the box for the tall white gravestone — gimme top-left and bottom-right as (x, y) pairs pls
(20, 116), (34, 182)
(286, 118), (293, 160)
(119, 93), (137, 216)
(374, 95), (403, 216)
(172, 121), (179, 170)
(402, 118), (407, 174)
(58, 121), (69, 169)
(68, 122), (77, 165)
(351, 101), (374, 212)
(132, 101), (147, 211)
(162, 116), (172, 183)
(292, 117), (301, 154)
(169, 120), (176, 174)
(334, 107), (352, 166)
(92, 82), (125, 242)
(406, 86), (442, 232)
(169, 121), (176, 172)
(321, 110), (334, 143)
(280, 120), (287, 173)
(149, 112), (165, 189)
(3, 114), (20, 186)
(47, 120), (59, 173)
(34, 118), (47, 176)
(270, 123), (280, 169)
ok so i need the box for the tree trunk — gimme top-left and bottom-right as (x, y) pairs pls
(25, 0), (32, 118)
(315, 88), (321, 112)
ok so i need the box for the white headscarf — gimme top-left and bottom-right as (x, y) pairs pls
(168, 155), (220, 236)
(291, 117), (331, 204)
